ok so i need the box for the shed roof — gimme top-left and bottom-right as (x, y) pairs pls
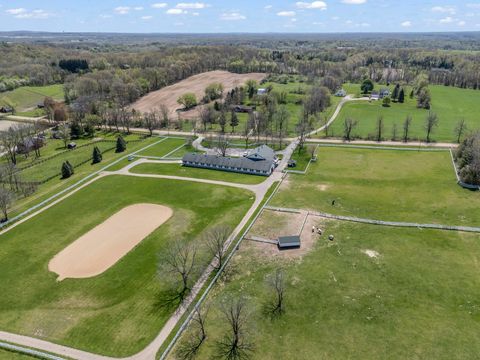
(278, 235), (301, 248)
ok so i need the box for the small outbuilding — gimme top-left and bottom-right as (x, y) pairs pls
(278, 235), (301, 249)
(257, 88), (267, 95)
(335, 89), (347, 97)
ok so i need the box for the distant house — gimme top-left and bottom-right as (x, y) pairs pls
(0, 106), (13, 113)
(182, 145), (277, 176)
(278, 235), (301, 249)
(231, 105), (253, 113)
(379, 88), (390, 99)
(257, 88), (267, 95)
(16, 137), (45, 154)
(335, 89), (347, 97)
(370, 91), (380, 100)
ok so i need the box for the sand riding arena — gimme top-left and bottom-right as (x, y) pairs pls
(49, 203), (173, 281)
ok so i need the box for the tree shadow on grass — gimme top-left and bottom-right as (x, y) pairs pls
(151, 288), (184, 315)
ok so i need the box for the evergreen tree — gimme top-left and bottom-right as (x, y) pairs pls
(392, 84), (400, 101)
(230, 111), (239, 133)
(360, 79), (374, 94)
(409, 89), (414, 99)
(398, 88), (405, 103)
(61, 161), (73, 179)
(116, 136), (127, 153)
(92, 146), (102, 164)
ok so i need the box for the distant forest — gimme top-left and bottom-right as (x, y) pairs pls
(1, 32), (480, 103)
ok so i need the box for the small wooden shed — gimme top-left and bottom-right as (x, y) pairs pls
(278, 235), (301, 249)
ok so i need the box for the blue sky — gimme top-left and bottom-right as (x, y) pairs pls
(1, 1), (479, 33)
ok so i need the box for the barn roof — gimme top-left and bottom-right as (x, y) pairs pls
(183, 153), (273, 172)
(245, 145), (275, 162)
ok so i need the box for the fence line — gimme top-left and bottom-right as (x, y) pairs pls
(312, 143), (450, 152)
(266, 206), (480, 233)
(159, 175), (286, 360)
(0, 137), (168, 230)
(0, 341), (65, 360)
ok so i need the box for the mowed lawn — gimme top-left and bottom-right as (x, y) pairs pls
(173, 221), (480, 360)
(136, 137), (186, 157)
(271, 146), (480, 226)
(130, 163), (267, 185)
(328, 85), (480, 142)
(0, 85), (64, 112)
(0, 175), (253, 356)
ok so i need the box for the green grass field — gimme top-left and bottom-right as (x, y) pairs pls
(172, 221), (480, 360)
(136, 138), (186, 157)
(130, 163), (267, 185)
(326, 85), (480, 142)
(7, 135), (162, 221)
(0, 85), (64, 112)
(271, 146), (480, 226)
(0, 175), (253, 356)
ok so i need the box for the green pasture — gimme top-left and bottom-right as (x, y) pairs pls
(0, 85), (64, 112)
(0, 175), (253, 356)
(271, 146), (480, 226)
(171, 221), (480, 360)
(326, 85), (480, 142)
(130, 163), (267, 185)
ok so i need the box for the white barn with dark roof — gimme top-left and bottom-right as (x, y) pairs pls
(182, 145), (277, 176)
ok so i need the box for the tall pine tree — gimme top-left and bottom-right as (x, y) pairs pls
(398, 88), (405, 103)
(116, 136), (127, 153)
(92, 146), (102, 164)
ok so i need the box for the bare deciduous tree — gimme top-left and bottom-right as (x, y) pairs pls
(425, 111), (439, 143)
(204, 225), (232, 271)
(176, 305), (209, 360)
(274, 105), (289, 149)
(143, 110), (159, 136)
(160, 241), (198, 301)
(375, 115), (384, 142)
(215, 134), (229, 157)
(266, 269), (286, 316)
(59, 123), (71, 149)
(343, 117), (358, 141)
(403, 115), (412, 143)
(454, 118), (468, 144)
(216, 298), (253, 360)
(0, 187), (14, 222)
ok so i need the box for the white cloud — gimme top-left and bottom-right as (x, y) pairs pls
(458, 20), (466, 26)
(467, 3), (480, 8)
(134, 6), (144, 11)
(152, 3), (168, 8)
(174, 21), (184, 25)
(220, 12), (246, 20)
(6, 8), (27, 15)
(166, 8), (185, 14)
(431, 6), (456, 14)
(265, 5), (273, 9)
(114, 6), (130, 14)
(141, 15), (153, 20)
(99, 14), (113, 18)
(331, 16), (340, 20)
(296, 1), (327, 10)
(342, 0), (367, 4)
(401, 20), (412, 27)
(277, 11), (296, 17)
(192, 12), (200, 16)
(7, 8), (53, 19)
(439, 16), (454, 23)
(360, 22), (370, 27)
(176, 2), (208, 9)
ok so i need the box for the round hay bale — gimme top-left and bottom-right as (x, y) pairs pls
(328, 234), (334, 241)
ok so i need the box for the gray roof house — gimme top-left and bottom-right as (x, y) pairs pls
(335, 89), (347, 97)
(379, 88), (390, 99)
(278, 235), (301, 249)
(182, 145), (277, 177)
